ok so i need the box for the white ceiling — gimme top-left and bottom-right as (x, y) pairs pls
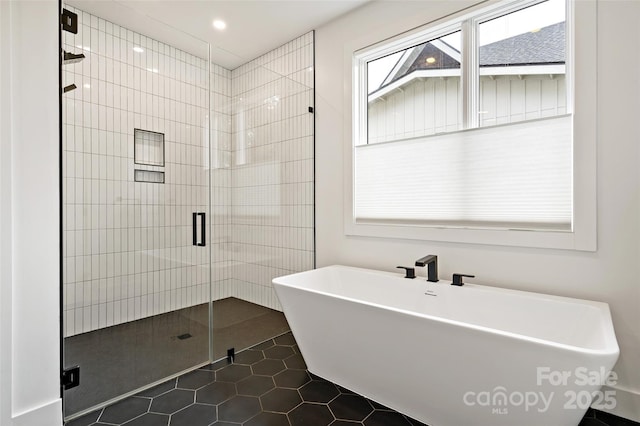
(66, 0), (368, 69)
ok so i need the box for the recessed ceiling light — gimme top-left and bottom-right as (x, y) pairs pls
(426, 57), (436, 64)
(213, 19), (226, 30)
(83, 83), (91, 89)
(133, 46), (144, 53)
(146, 68), (159, 73)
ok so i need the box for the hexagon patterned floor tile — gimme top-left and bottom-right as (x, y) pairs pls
(66, 332), (637, 426)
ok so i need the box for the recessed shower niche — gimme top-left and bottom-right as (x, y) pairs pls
(134, 128), (165, 166)
(133, 169), (164, 183)
(61, 3), (315, 420)
(133, 129), (165, 183)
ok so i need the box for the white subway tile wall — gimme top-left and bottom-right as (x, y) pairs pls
(62, 7), (212, 337)
(229, 33), (315, 310)
(62, 11), (314, 336)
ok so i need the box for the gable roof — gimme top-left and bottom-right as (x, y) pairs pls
(479, 21), (565, 67)
(375, 21), (565, 94)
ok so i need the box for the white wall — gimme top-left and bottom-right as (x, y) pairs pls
(0, 0), (63, 425)
(315, 0), (640, 422)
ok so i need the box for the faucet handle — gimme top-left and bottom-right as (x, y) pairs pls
(452, 273), (475, 286)
(397, 266), (416, 279)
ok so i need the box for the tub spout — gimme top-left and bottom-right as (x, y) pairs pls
(415, 255), (438, 282)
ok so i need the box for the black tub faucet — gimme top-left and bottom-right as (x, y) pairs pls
(415, 255), (438, 282)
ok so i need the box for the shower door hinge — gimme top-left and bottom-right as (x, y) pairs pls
(61, 9), (78, 34)
(61, 365), (80, 390)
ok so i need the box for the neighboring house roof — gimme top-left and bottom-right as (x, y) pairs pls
(374, 21), (565, 95)
(479, 21), (565, 67)
(379, 40), (460, 88)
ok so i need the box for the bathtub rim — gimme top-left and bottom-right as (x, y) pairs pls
(272, 265), (620, 358)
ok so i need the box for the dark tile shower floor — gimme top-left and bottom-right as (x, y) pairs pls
(66, 332), (638, 426)
(64, 298), (289, 416)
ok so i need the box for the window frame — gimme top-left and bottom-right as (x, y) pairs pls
(345, 0), (597, 251)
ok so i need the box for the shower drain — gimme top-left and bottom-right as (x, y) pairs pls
(176, 333), (192, 340)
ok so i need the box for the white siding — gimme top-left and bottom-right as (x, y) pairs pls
(368, 74), (566, 143)
(369, 76), (461, 143)
(480, 75), (567, 126)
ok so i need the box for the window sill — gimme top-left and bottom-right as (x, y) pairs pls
(344, 220), (595, 251)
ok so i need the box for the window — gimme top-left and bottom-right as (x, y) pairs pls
(478, 1), (567, 127)
(348, 0), (597, 250)
(363, 0), (567, 144)
(368, 30), (462, 142)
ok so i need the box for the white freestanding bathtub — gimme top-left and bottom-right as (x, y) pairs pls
(273, 265), (619, 426)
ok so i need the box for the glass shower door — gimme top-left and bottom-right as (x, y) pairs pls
(208, 33), (315, 360)
(61, 4), (212, 418)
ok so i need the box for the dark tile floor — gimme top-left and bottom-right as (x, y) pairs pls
(581, 410), (640, 426)
(66, 331), (639, 426)
(64, 298), (289, 416)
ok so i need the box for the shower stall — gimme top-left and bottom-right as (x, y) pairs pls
(61, 4), (314, 420)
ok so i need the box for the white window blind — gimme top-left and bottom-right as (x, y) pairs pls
(354, 115), (572, 231)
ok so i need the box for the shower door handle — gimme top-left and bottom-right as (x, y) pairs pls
(192, 212), (198, 246)
(193, 212), (206, 247)
(197, 212), (206, 247)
